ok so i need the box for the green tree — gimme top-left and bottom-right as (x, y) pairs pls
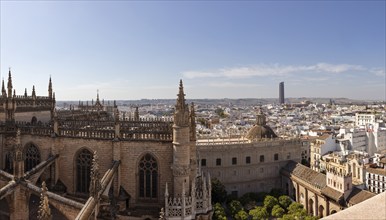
(281, 214), (296, 220)
(288, 202), (307, 219)
(263, 195), (279, 213)
(304, 216), (319, 220)
(249, 206), (269, 220)
(213, 203), (227, 220)
(271, 204), (285, 218)
(228, 200), (243, 218)
(235, 209), (249, 220)
(211, 178), (227, 203)
(279, 195), (292, 210)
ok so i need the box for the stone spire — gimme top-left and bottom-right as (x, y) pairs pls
(38, 181), (52, 220)
(2, 78), (6, 97)
(48, 76), (53, 99)
(32, 85), (36, 98)
(95, 90), (102, 109)
(89, 151), (101, 198)
(174, 80), (189, 127)
(176, 80), (186, 111)
(7, 68), (13, 98)
(24, 88), (28, 97)
(190, 103), (196, 141)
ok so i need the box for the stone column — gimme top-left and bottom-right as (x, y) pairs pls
(10, 187), (29, 220)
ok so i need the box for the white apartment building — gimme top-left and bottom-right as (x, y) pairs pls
(337, 128), (367, 152)
(366, 159), (386, 194)
(356, 112), (376, 127)
(310, 134), (337, 172)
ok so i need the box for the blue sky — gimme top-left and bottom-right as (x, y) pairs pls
(1, 1), (385, 101)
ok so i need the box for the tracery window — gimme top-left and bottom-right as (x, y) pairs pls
(139, 154), (158, 199)
(25, 144), (41, 172)
(76, 149), (92, 194)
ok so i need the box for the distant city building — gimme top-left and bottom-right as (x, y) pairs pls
(279, 82), (285, 104)
(366, 157), (386, 194)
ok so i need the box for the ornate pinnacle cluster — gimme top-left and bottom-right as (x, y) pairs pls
(7, 68), (13, 97)
(38, 181), (52, 220)
(89, 151), (101, 198)
(174, 80), (190, 127)
(48, 76), (53, 98)
(176, 80), (187, 111)
(2, 79), (6, 96)
(14, 129), (24, 162)
(32, 85), (36, 97)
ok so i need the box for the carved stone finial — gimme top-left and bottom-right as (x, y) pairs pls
(14, 129), (24, 162)
(159, 208), (165, 220)
(7, 68), (12, 97)
(32, 85), (36, 97)
(176, 79), (186, 111)
(2, 78), (6, 97)
(48, 76), (53, 98)
(89, 151), (101, 198)
(38, 181), (52, 220)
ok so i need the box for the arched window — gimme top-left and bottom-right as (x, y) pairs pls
(76, 149), (92, 194)
(25, 143), (41, 172)
(139, 154), (158, 199)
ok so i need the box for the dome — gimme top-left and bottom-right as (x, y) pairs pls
(245, 124), (277, 140)
(245, 108), (277, 140)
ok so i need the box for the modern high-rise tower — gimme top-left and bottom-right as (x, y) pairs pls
(279, 82), (285, 104)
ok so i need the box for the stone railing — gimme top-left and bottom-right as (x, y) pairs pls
(59, 128), (115, 139)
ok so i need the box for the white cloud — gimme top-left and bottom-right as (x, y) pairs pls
(207, 82), (261, 88)
(370, 68), (386, 76)
(182, 62), (377, 79)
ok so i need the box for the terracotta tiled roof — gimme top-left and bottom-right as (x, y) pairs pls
(346, 187), (375, 205)
(321, 187), (343, 202)
(282, 161), (326, 189)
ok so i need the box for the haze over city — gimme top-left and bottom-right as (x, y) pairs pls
(0, 1), (385, 100)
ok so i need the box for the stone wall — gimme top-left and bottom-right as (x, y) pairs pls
(199, 139), (302, 196)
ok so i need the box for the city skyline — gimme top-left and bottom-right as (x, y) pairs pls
(0, 1), (385, 101)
